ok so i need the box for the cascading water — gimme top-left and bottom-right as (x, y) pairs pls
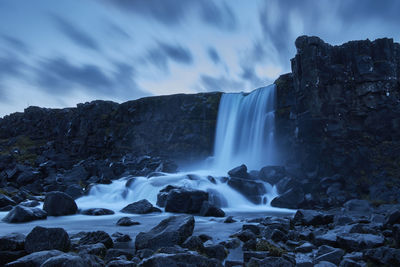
(213, 84), (277, 171)
(77, 84), (282, 212)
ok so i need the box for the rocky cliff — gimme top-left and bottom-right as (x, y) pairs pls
(275, 36), (400, 204)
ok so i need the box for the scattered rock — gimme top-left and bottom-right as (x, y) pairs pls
(2, 205), (47, 223)
(135, 215), (194, 250)
(81, 208), (115, 216)
(270, 188), (304, 209)
(228, 164), (248, 178)
(121, 199), (161, 214)
(43, 191), (77, 216)
(79, 231), (114, 249)
(116, 217), (140, 226)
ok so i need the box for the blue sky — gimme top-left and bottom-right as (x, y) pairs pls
(0, 0), (399, 116)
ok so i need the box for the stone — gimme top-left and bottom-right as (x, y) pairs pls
(337, 233), (384, 251)
(121, 199), (161, 214)
(364, 246), (400, 265)
(203, 244), (227, 260)
(0, 251), (27, 266)
(315, 232), (338, 247)
(0, 233), (25, 251)
(19, 200), (40, 207)
(78, 243), (107, 257)
(64, 184), (84, 199)
(106, 259), (137, 267)
(232, 229), (256, 242)
(2, 205), (47, 223)
(228, 164), (248, 178)
(5, 250), (63, 267)
(79, 231), (114, 249)
(43, 191), (78, 216)
(270, 187), (304, 209)
(199, 201), (225, 217)
(224, 216), (236, 223)
(117, 217), (140, 226)
(135, 215), (194, 250)
(81, 208), (115, 216)
(165, 189), (208, 214)
(344, 199), (371, 212)
(295, 253), (313, 267)
(41, 253), (86, 267)
(104, 249), (134, 263)
(0, 194), (16, 208)
(295, 242), (315, 253)
(227, 177), (266, 204)
(138, 253), (223, 267)
(315, 248), (345, 265)
(181, 236), (204, 251)
(25, 226), (70, 253)
(293, 209), (334, 226)
(247, 256), (294, 267)
(386, 210), (400, 225)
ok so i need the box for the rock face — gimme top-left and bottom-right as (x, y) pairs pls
(43, 191), (78, 216)
(275, 36), (400, 205)
(0, 92), (221, 163)
(135, 215), (194, 250)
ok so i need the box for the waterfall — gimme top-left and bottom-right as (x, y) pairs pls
(77, 84), (282, 211)
(213, 84), (277, 171)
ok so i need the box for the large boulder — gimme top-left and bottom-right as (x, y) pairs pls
(5, 250), (63, 267)
(25, 226), (71, 253)
(228, 164), (248, 178)
(120, 199), (161, 214)
(138, 253), (223, 267)
(135, 215), (194, 250)
(165, 189), (208, 214)
(270, 188), (304, 209)
(43, 191), (78, 216)
(227, 177), (266, 204)
(199, 201), (225, 217)
(2, 205), (47, 223)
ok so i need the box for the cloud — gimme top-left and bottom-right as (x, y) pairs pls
(106, 21), (132, 40)
(1, 35), (30, 54)
(207, 47), (220, 64)
(200, 74), (244, 92)
(146, 42), (193, 71)
(51, 15), (100, 51)
(0, 53), (26, 101)
(103, 0), (237, 31)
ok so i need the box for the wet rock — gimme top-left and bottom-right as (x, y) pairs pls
(232, 229), (256, 242)
(295, 242), (315, 253)
(0, 194), (16, 208)
(315, 232), (338, 247)
(315, 247), (345, 265)
(220, 238), (240, 249)
(43, 191), (77, 216)
(271, 229), (288, 242)
(293, 209), (334, 226)
(199, 201), (225, 217)
(181, 236), (204, 252)
(270, 187), (304, 209)
(79, 251), (105, 266)
(2, 205), (47, 223)
(105, 249), (134, 263)
(25, 226), (70, 253)
(295, 253), (313, 267)
(112, 233), (131, 243)
(0, 233), (25, 251)
(164, 189), (208, 214)
(203, 244), (227, 260)
(5, 250), (63, 267)
(41, 253), (86, 267)
(78, 243), (107, 257)
(121, 199), (161, 214)
(227, 177), (266, 204)
(117, 217), (140, 226)
(337, 233), (384, 251)
(228, 164), (248, 178)
(0, 251), (27, 266)
(79, 231), (114, 249)
(135, 215), (194, 250)
(81, 208), (115, 216)
(364, 246), (400, 265)
(138, 253), (223, 267)
(344, 199), (371, 212)
(19, 200), (39, 207)
(224, 216), (236, 223)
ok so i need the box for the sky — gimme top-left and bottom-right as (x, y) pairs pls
(0, 0), (399, 117)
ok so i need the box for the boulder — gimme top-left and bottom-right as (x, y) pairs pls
(138, 253), (223, 267)
(0, 233), (25, 251)
(41, 253), (86, 267)
(337, 233), (384, 251)
(104, 248), (135, 262)
(79, 231), (113, 249)
(135, 215), (194, 250)
(165, 189), (208, 214)
(344, 199), (371, 212)
(5, 250), (63, 267)
(181, 236), (204, 252)
(25, 226), (70, 253)
(228, 164), (248, 178)
(77, 243), (107, 257)
(203, 244), (227, 261)
(227, 177), (266, 204)
(0, 194), (16, 208)
(199, 201), (225, 217)
(116, 217), (140, 226)
(81, 208), (115, 216)
(43, 191), (78, 216)
(120, 199), (161, 214)
(270, 188), (304, 209)
(293, 209), (334, 226)
(364, 247), (400, 266)
(2, 205), (47, 223)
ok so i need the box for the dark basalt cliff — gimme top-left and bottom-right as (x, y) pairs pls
(0, 92), (221, 164)
(275, 36), (400, 203)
